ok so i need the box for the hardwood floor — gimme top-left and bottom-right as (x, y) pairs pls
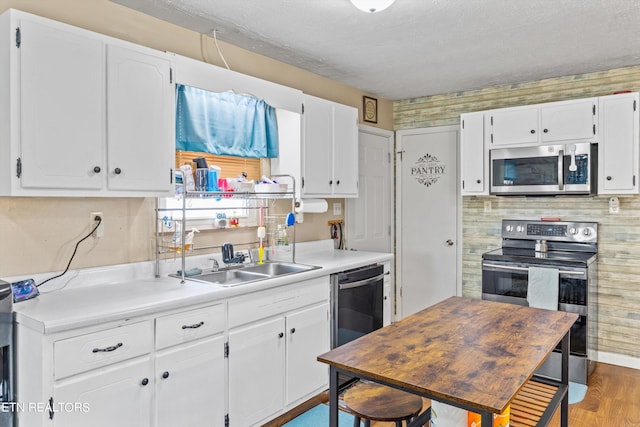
(265, 362), (640, 426)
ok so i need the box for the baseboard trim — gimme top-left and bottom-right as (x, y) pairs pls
(594, 351), (640, 370)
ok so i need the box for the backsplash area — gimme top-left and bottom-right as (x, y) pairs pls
(394, 64), (640, 366)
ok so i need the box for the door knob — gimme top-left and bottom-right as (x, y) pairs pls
(446, 239), (454, 246)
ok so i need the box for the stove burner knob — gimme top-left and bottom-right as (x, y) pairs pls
(583, 228), (591, 236)
(506, 225), (513, 232)
(569, 227), (577, 235)
(516, 225), (524, 233)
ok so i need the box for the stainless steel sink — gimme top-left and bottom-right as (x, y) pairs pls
(190, 269), (269, 286)
(183, 262), (320, 286)
(243, 262), (319, 276)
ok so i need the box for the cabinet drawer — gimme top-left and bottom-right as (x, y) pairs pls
(228, 277), (329, 328)
(54, 321), (152, 380)
(155, 304), (225, 350)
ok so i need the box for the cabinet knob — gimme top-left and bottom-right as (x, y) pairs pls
(530, 129), (536, 134)
(93, 166), (101, 173)
(336, 180), (340, 185)
(290, 328), (296, 334)
(476, 179), (481, 184)
(278, 332), (284, 338)
(162, 371), (170, 379)
(329, 180), (333, 185)
(141, 378), (149, 386)
(114, 168), (122, 175)
(543, 128), (549, 133)
(607, 176), (612, 181)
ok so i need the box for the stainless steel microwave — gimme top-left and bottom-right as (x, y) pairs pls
(490, 142), (597, 195)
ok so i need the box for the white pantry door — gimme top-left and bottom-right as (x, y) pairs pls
(346, 125), (394, 253)
(396, 126), (460, 318)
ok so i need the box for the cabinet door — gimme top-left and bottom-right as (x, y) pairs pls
(490, 107), (539, 146)
(19, 18), (105, 190)
(598, 93), (639, 194)
(332, 103), (359, 197)
(156, 336), (226, 427)
(540, 99), (596, 143)
(460, 112), (487, 194)
(106, 44), (174, 193)
(229, 317), (285, 426)
(53, 357), (152, 427)
(286, 303), (330, 405)
(302, 95), (333, 195)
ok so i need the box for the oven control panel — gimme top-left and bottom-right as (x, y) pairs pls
(502, 220), (597, 243)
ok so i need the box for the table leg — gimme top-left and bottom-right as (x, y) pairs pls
(329, 366), (339, 427)
(481, 412), (492, 427)
(560, 331), (570, 427)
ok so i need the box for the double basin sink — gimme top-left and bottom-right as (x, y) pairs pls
(183, 262), (320, 287)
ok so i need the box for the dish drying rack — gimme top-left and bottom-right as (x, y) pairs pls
(155, 174), (297, 280)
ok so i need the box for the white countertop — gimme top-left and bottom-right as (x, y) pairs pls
(12, 241), (393, 335)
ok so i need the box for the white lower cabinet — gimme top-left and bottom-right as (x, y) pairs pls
(17, 304), (226, 427)
(227, 277), (330, 426)
(228, 317), (286, 427)
(155, 336), (226, 427)
(53, 357), (153, 427)
(17, 281), (331, 427)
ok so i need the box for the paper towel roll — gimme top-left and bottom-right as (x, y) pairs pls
(295, 198), (328, 213)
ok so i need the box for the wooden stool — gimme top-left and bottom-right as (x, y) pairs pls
(343, 381), (424, 427)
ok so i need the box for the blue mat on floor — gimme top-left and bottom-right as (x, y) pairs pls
(283, 403), (357, 427)
(569, 381), (588, 404)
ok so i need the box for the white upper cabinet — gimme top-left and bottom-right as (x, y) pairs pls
(490, 106), (539, 146)
(490, 98), (597, 147)
(0, 9), (174, 197)
(598, 92), (639, 194)
(460, 112), (488, 195)
(106, 44), (174, 193)
(14, 17), (106, 192)
(302, 94), (359, 198)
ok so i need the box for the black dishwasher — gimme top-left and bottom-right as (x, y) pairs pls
(330, 264), (384, 349)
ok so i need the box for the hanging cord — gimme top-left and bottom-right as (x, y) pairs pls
(212, 29), (230, 70)
(37, 217), (102, 288)
(338, 222), (344, 249)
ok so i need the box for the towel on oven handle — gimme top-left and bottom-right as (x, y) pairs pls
(527, 266), (559, 310)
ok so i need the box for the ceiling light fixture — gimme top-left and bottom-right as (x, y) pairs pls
(350, 0), (395, 13)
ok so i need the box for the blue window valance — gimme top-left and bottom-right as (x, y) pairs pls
(176, 84), (279, 158)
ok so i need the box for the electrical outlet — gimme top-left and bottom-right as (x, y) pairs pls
(484, 200), (492, 213)
(609, 197), (620, 214)
(333, 202), (342, 216)
(90, 212), (104, 238)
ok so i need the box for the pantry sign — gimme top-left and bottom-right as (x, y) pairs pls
(411, 153), (446, 187)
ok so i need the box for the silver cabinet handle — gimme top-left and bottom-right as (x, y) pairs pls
(446, 239), (454, 246)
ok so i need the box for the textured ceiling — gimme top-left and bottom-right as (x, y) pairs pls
(112, 0), (640, 100)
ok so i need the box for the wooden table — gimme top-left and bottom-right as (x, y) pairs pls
(318, 296), (578, 427)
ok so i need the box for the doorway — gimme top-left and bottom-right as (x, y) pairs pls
(396, 126), (460, 318)
(346, 125), (394, 253)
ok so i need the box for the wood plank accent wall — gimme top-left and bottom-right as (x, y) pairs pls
(394, 64), (640, 362)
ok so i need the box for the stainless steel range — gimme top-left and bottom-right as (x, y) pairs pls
(481, 219), (598, 385)
(0, 280), (14, 427)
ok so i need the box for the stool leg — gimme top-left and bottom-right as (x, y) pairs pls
(395, 421), (402, 427)
(364, 420), (371, 427)
(353, 416), (360, 427)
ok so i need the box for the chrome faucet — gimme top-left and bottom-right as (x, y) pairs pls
(209, 258), (220, 272)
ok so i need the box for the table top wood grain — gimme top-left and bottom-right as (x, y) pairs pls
(318, 296), (578, 414)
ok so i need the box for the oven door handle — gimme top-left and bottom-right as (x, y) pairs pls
(483, 263), (585, 276)
(339, 273), (386, 290)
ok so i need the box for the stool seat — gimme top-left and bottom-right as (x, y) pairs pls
(343, 381), (423, 426)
